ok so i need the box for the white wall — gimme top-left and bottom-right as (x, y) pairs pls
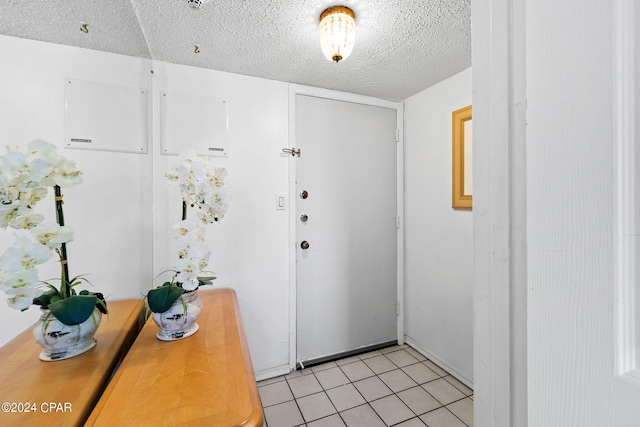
(403, 67), (473, 386)
(150, 62), (291, 379)
(0, 35), (291, 378)
(0, 33), (475, 384)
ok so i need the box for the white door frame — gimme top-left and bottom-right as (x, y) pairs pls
(472, 0), (528, 425)
(612, 0), (640, 424)
(287, 84), (404, 370)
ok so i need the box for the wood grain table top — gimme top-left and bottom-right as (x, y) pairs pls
(0, 299), (146, 427)
(86, 288), (264, 427)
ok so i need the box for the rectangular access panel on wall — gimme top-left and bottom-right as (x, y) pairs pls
(160, 91), (229, 157)
(64, 79), (148, 154)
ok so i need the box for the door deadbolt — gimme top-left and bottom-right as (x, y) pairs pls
(300, 190), (308, 199)
(300, 214), (308, 222)
(300, 241), (310, 250)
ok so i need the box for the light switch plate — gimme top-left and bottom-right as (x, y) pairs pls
(276, 194), (287, 210)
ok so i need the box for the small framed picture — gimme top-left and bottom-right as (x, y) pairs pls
(452, 105), (472, 209)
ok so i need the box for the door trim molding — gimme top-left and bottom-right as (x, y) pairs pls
(614, 0), (638, 378)
(613, 1), (640, 424)
(287, 84), (404, 370)
(472, 0), (528, 425)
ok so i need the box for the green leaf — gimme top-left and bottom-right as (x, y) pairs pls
(147, 285), (184, 313)
(197, 276), (216, 286)
(32, 288), (60, 308)
(47, 295), (98, 325)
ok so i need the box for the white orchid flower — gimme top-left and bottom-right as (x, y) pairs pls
(198, 250), (211, 271)
(23, 141), (81, 188)
(49, 157), (83, 187)
(166, 149), (230, 291)
(26, 139), (58, 157)
(175, 258), (199, 290)
(180, 277), (200, 291)
(0, 233), (52, 272)
(21, 185), (48, 207)
(0, 191), (13, 207)
(0, 251), (35, 277)
(212, 167), (227, 187)
(0, 178), (13, 205)
(3, 150), (26, 170)
(27, 141), (62, 171)
(172, 237), (202, 261)
(172, 238), (192, 260)
(0, 203), (31, 229)
(31, 223), (74, 248)
(5, 151), (52, 187)
(0, 140), (88, 312)
(8, 212), (44, 230)
(172, 218), (202, 237)
(24, 158), (53, 186)
(2, 270), (38, 295)
(6, 291), (36, 311)
(173, 231), (206, 260)
(185, 244), (206, 263)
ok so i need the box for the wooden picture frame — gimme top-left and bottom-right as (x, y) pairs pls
(452, 105), (473, 209)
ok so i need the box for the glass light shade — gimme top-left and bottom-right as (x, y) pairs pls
(319, 6), (356, 63)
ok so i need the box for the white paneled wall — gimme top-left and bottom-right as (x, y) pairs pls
(526, 1), (617, 425)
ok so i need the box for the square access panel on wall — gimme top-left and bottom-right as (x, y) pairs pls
(160, 91), (229, 157)
(64, 79), (149, 154)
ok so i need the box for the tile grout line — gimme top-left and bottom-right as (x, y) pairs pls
(443, 403), (472, 427)
(365, 350), (426, 424)
(333, 356), (388, 426)
(366, 349), (473, 425)
(314, 348), (448, 426)
(307, 369), (345, 426)
(285, 371), (307, 427)
(443, 395), (474, 427)
(260, 345), (473, 427)
(336, 348), (438, 426)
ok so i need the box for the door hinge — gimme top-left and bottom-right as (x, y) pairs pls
(395, 129), (400, 143)
(396, 301), (401, 316)
(396, 216), (400, 229)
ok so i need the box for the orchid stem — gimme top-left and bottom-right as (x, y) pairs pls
(54, 185), (70, 298)
(182, 201), (187, 221)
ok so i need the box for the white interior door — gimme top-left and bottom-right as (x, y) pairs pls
(295, 94), (398, 365)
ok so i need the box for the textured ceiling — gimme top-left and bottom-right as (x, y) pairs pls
(0, 0), (471, 101)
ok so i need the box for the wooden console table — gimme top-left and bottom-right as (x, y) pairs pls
(86, 288), (264, 426)
(0, 299), (145, 427)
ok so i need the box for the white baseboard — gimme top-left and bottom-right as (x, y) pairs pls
(404, 336), (474, 390)
(255, 364), (290, 382)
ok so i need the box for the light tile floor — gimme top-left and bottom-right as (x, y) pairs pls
(258, 344), (473, 427)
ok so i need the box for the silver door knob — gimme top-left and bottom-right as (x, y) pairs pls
(300, 190), (309, 199)
(300, 214), (308, 222)
(300, 241), (310, 249)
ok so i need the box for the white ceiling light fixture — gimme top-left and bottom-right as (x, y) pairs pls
(319, 5), (356, 63)
(186, 0), (212, 10)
